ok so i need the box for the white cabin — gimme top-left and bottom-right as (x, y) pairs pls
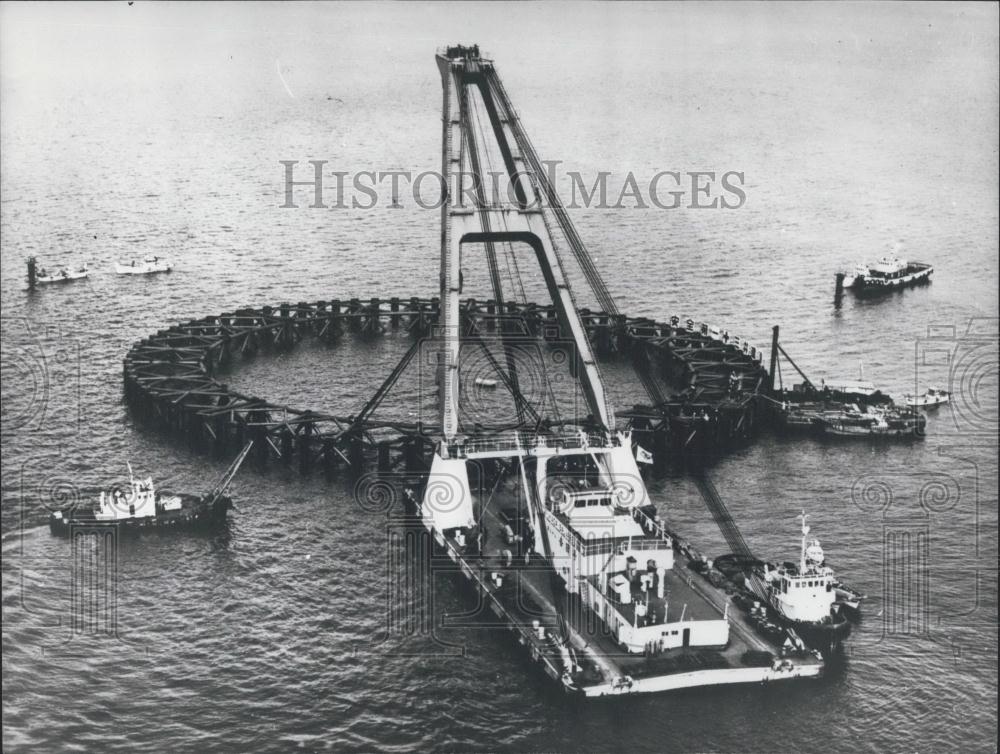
(868, 257), (908, 279)
(96, 477), (158, 520)
(762, 517), (836, 623)
(765, 560), (836, 623)
(93, 472), (182, 521)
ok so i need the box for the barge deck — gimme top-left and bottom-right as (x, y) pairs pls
(424, 473), (823, 698)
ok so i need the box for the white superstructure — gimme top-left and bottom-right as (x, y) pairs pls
(421, 431), (730, 655)
(749, 513), (836, 623)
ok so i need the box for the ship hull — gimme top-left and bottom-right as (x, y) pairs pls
(789, 616), (852, 655)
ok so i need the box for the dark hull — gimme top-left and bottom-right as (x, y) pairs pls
(836, 600), (862, 622)
(789, 615), (852, 655)
(49, 495), (231, 536)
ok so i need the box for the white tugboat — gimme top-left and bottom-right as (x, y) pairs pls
(714, 513), (859, 654)
(115, 255), (173, 275)
(837, 256), (933, 293)
(903, 387), (951, 409)
(49, 442), (251, 536)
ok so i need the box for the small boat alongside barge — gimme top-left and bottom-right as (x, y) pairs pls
(713, 514), (861, 654)
(777, 401), (925, 439)
(818, 405), (925, 438)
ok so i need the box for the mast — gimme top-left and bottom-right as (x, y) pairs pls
(799, 511), (809, 573)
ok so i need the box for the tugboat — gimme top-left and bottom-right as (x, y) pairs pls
(837, 256), (933, 293)
(35, 264), (89, 284)
(115, 256), (173, 275)
(713, 513), (857, 654)
(49, 442), (251, 536)
(903, 387), (951, 409)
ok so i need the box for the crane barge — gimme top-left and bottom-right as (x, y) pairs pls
(414, 45), (824, 696)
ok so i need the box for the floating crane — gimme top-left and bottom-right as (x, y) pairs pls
(414, 46), (824, 695)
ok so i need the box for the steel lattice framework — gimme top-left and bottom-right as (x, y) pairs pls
(123, 297), (769, 472)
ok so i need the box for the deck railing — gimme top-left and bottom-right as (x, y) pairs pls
(447, 431), (620, 459)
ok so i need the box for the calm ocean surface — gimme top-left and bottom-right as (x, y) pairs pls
(2, 4), (997, 752)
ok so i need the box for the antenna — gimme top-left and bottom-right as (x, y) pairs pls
(127, 461), (134, 485)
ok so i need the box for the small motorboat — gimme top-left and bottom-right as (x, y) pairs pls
(474, 377), (498, 389)
(115, 256), (173, 275)
(49, 442), (251, 536)
(903, 387), (950, 409)
(35, 265), (89, 284)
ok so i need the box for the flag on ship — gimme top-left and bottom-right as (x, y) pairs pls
(636, 445), (653, 465)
